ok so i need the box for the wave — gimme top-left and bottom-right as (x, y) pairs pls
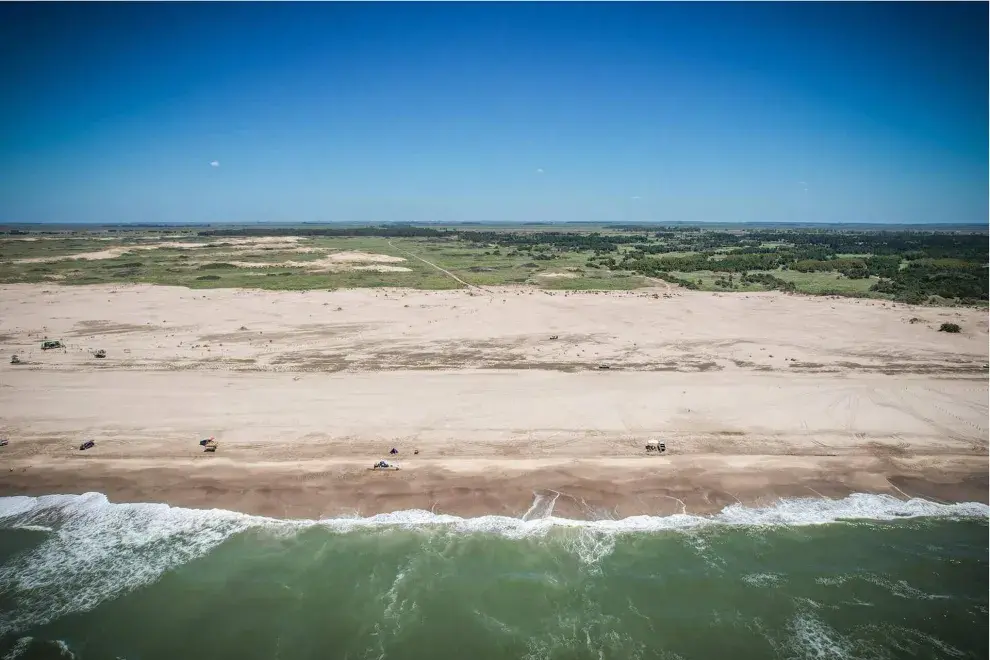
(1, 637), (75, 660)
(8, 525), (53, 533)
(0, 492), (985, 637)
(1, 491), (985, 537)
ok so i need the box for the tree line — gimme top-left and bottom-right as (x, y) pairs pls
(199, 226), (646, 252)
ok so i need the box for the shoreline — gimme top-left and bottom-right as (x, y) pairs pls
(1, 455), (985, 520)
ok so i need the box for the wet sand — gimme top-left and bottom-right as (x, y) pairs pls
(0, 455), (985, 520)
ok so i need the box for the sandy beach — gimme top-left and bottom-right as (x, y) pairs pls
(1, 283), (987, 518)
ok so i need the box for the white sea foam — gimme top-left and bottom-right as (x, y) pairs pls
(9, 525), (53, 533)
(742, 572), (786, 588)
(0, 491), (984, 636)
(860, 574), (952, 600)
(0, 497), (40, 521)
(50, 640), (75, 659)
(520, 490), (559, 521)
(786, 611), (855, 659)
(0, 637), (74, 659)
(311, 492), (988, 537)
(1, 637), (32, 660)
(0, 493), (257, 636)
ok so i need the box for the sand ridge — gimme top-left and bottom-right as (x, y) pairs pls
(221, 251), (410, 272)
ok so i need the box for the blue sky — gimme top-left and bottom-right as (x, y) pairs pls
(1, 2), (986, 225)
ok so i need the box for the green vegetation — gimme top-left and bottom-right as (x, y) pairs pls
(768, 270), (879, 295)
(939, 322), (962, 333)
(1, 224), (985, 303)
(869, 261), (986, 304)
(739, 272), (796, 292)
(608, 227), (985, 303)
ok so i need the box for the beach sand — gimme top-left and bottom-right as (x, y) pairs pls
(0, 283), (987, 518)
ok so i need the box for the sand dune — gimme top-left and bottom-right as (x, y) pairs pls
(223, 252), (409, 272)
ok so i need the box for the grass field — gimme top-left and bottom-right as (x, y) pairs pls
(388, 238), (640, 288)
(769, 270), (882, 295)
(667, 269), (885, 296)
(1, 226), (982, 304)
(0, 234), (642, 291)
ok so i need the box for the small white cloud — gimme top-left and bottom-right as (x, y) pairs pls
(210, 161), (220, 168)
(535, 168), (544, 174)
(631, 196), (641, 200)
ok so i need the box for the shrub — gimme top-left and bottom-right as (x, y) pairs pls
(939, 322), (961, 333)
(870, 278), (898, 294)
(198, 262), (236, 270)
(739, 272), (795, 292)
(195, 275), (221, 281)
(653, 272), (698, 290)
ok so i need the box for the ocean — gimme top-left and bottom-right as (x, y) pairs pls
(0, 493), (986, 660)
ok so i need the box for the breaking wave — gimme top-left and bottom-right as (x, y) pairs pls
(0, 492), (985, 636)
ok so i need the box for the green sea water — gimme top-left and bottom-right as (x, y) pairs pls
(0, 493), (986, 660)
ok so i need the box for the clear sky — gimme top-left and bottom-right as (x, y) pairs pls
(1, 2), (986, 225)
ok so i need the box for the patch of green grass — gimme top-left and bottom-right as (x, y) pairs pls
(230, 250), (317, 263)
(770, 270), (881, 295)
(663, 268), (885, 296)
(0, 238), (119, 260)
(388, 237), (626, 288)
(305, 236), (409, 255)
(174, 266), (460, 291)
